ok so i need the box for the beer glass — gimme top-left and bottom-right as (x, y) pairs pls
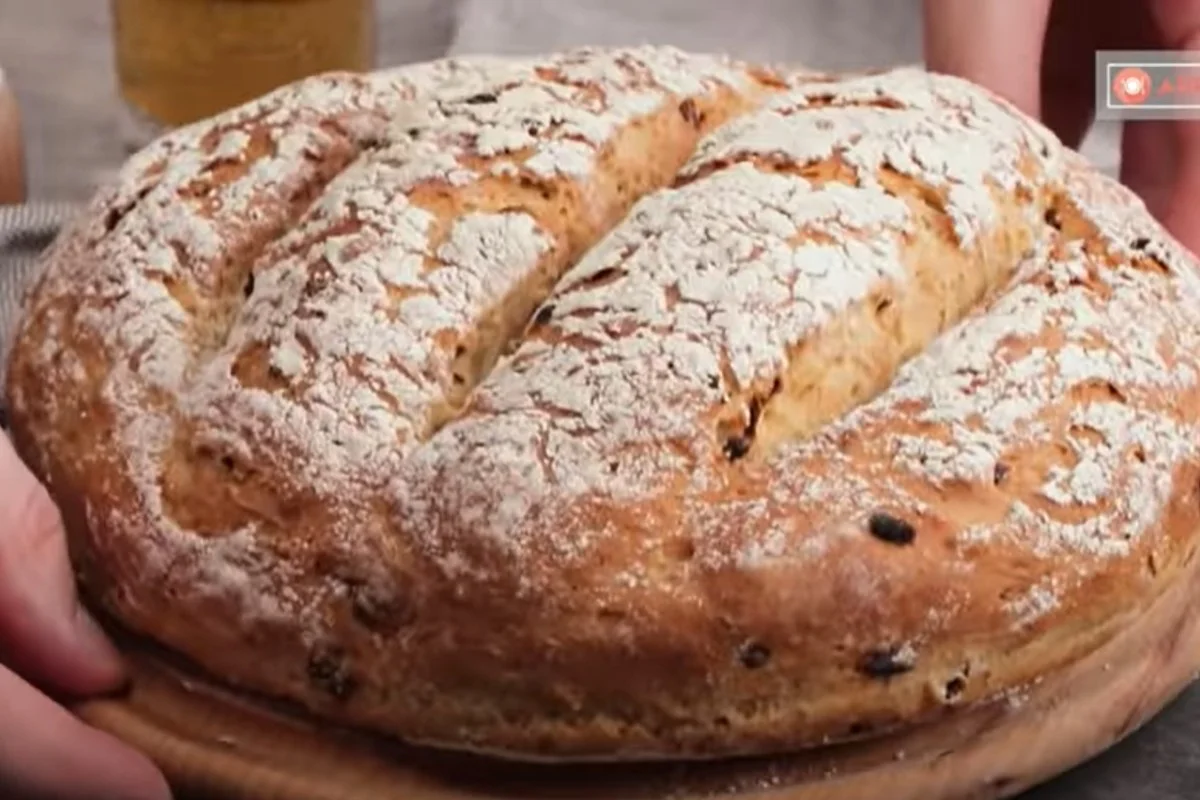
(110, 0), (376, 151)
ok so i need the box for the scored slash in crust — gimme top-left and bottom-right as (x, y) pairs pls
(5, 45), (1200, 762)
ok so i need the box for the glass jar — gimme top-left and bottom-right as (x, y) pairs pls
(110, 0), (376, 152)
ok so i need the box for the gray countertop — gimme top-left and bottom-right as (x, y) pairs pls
(0, 2), (1193, 797)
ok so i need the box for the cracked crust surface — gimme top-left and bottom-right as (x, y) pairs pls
(7, 45), (1200, 760)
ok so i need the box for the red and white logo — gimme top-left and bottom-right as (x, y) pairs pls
(1112, 67), (1152, 105)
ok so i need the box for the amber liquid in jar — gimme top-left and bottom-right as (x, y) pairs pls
(111, 0), (375, 151)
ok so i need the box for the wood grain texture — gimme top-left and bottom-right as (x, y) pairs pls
(0, 0), (455, 201)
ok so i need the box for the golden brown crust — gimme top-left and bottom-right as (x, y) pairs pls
(69, 507), (1200, 799)
(7, 46), (1200, 761)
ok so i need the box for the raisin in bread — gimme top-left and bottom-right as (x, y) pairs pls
(6, 45), (1200, 761)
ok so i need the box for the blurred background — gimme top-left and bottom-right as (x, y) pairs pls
(0, 0), (452, 200)
(1, 0), (1119, 204)
(0, 0), (926, 202)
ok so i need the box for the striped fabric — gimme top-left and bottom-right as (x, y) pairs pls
(0, 201), (77, 386)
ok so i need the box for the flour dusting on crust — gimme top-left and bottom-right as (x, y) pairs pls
(8, 47), (1200, 759)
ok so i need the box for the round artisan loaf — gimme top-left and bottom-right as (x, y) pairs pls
(6, 45), (1200, 762)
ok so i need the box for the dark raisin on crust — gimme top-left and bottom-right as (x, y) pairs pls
(724, 394), (766, 462)
(464, 91), (498, 105)
(747, 396), (763, 430)
(867, 512), (916, 545)
(724, 434), (752, 461)
(737, 640), (771, 669)
(1044, 207), (1063, 230)
(307, 648), (358, 700)
(243, 271), (256, 298)
(102, 204), (127, 233)
(993, 461), (1010, 485)
(1131, 237), (1150, 250)
(533, 304), (555, 327)
(582, 266), (623, 288)
(678, 98), (704, 127)
(858, 646), (916, 679)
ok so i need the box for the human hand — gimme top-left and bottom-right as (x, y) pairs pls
(923, 0), (1200, 255)
(0, 431), (170, 799)
(0, 69), (26, 205)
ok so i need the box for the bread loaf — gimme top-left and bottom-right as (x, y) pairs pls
(6, 45), (1200, 762)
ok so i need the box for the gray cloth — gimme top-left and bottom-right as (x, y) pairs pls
(0, 201), (74, 387)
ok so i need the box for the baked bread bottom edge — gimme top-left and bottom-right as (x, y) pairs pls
(71, 528), (1200, 800)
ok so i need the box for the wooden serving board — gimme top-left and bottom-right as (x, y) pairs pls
(72, 548), (1200, 800)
